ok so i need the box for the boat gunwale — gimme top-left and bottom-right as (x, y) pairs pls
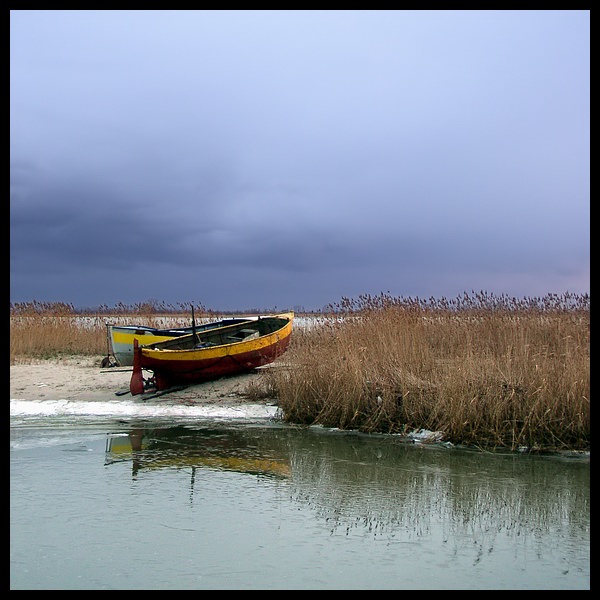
(139, 314), (293, 362)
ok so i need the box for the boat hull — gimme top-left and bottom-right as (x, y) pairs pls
(130, 313), (293, 394)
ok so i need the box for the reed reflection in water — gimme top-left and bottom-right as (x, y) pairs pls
(285, 429), (588, 560)
(102, 423), (589, 589)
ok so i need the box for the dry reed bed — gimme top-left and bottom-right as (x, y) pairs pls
(10, 293), (590, 452)
(268, 292), (590, 452)
(9, 301), (220, 360)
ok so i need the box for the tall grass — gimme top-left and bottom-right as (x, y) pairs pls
(9, 300), (202, 361)
(267, 292), (590, 452)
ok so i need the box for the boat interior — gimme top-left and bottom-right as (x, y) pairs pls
(143, 316), (289, 351)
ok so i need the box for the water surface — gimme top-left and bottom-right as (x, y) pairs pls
(10, 398), (589, 590)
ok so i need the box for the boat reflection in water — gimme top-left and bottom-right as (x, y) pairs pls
(105, 425), (292, 479)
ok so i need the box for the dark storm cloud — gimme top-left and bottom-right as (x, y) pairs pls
(10, 10), (589, 310)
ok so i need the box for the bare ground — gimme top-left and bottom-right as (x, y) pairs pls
(10, 355), (273, 404)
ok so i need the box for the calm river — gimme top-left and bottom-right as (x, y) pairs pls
(10, 397), (589, 590)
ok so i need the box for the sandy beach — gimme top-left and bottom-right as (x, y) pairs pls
(10, 355), (270, 404)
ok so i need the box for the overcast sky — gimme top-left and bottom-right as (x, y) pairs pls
(10, 10), (589, 312)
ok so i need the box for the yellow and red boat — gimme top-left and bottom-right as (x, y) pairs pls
(129, 312), (293, 395)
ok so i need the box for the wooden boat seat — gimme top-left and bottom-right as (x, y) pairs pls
(227, 329), (260, 342)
